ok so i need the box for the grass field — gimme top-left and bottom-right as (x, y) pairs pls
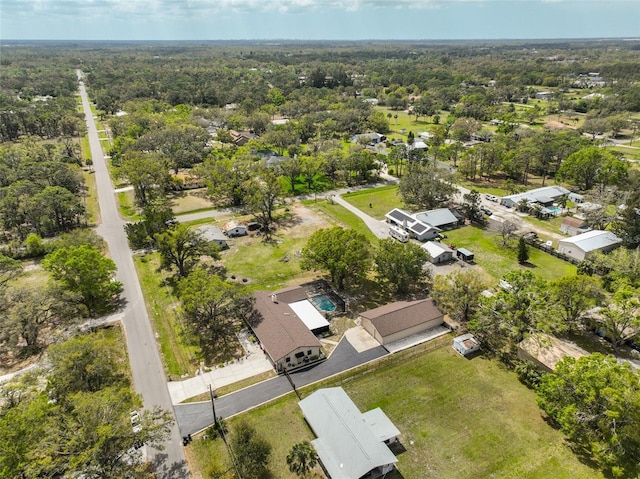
(133, 253), (199, 377)
(82, 170), (100, 226)
(186, 343), (602, 479)
(117, 190), (139, 220)
(342, 184), (404, 220)
(306, 199), (378, 242)
(445, 225), (576, 282)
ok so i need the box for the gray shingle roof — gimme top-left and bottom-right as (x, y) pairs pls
(299, 388), (398, 479)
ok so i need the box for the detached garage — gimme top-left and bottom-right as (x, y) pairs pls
(360, 299), (444, 346)
(422, 241), (454, 264)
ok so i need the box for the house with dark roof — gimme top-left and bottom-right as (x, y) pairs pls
(249, 287), (325, 371)
(560, 216), (591, 236)
(384, 208), (441, 241)
(360, 299), (444, 346)
(299, 387), (399, 479)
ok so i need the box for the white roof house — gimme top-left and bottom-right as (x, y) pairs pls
(557, 230), (622, 261)
(196, 225), (228, 250)
(501, 186), (570, 208)
(299, 387), (399, 479)
(422, 241), (454, 264)
(385, 207), (463, 241)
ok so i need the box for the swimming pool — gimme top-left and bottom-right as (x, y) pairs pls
(310, 294), (337, 313)
(547, 206), (561, 214)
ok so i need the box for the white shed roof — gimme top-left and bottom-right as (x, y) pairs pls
(299, 388), (398, 479)
(288, 300), (330, 332)
(558, 230), (622, 253)
(422, 241), (453, 258)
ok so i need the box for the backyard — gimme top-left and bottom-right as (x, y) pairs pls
(186, 343), (602, 479)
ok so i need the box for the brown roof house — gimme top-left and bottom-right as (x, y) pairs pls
(249, 286), (324, 372)
(560, 216), (591, 236)
(360, 299), (444, 346)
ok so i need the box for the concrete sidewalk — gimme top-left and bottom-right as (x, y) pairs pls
(167, 331), (273, 404)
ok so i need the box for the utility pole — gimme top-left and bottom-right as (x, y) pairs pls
(283, 368), (301, 400)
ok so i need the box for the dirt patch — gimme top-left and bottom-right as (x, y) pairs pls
(278, 203), (328, 239)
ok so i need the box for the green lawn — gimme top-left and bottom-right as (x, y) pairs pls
(445, 225), (576, 282)
(306, 199), (378, 242)
(342, 184), (404, 220)
(116, 190), (139, 220)
(133, 253), (199, 377)
(187, 343), (602, 479)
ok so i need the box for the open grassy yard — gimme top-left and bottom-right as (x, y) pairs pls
(187, 344), (602, 479)
(342, 184), (404, 220)
(306, 198), (377, 242)
(133, 252), (200, 377)
(445, 225), (576, 282)
(82, 170), (100, 225)
(170, 189), (215, 215)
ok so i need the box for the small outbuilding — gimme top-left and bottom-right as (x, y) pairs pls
(453, 333), (481, 356)
(557, 230), (622, 261)
(222, 221), (247, 237)
(422, 241), (454, 264)
(196, 225), (229, 250)
(456, 248), (474, 262)
(360, 299), (444, 346)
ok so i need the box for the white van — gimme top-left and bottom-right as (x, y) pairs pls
(389, 225), (409, 243)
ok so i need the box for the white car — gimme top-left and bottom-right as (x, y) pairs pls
(484, 194), (498, 202)
(130, 411), (142, 433)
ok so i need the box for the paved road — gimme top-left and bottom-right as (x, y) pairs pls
(175, 337), (388, 436)
(77, 71), (188, 478)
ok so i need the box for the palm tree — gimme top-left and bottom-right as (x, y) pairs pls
(287, 441), (318, 477)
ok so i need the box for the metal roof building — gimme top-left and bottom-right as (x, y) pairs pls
(557, 230), (622, 261)
(299, 388), (399, 479)
(501, 186), (570, 208)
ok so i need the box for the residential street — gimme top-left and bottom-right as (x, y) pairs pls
(77, 71), (189, 478)
(174, 336), (388, 436)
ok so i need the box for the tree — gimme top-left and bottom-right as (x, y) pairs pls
(431, 270), (489, 323)
(156, 224), (218, 278)
(537, 353), (640, 477)
(178, 269), (251, 361)
(27, 186), (85, 236)
(301, 227), (371, 290)
(231, 420), (272, 479)
(124, 201), (176, 249)
(119, 153), (171, 207)
(244, 166), (283, 239)
(42, 244), (121, 316)
(398, 161), (456, 209)
(462, 189), (482, 222)
(613, 187), (640, 248)
(1, 285), (81, 353)
(494, 219), (520, 247)
(279, 156), (302, 194)
(598, 287), (640, 350)
(556, 147), (627, 191)
(0, 253), (21, 288)
(195, 156), (252, 207)
(134, 124), (209, 174)
(517, 237), (529, 264)
(374, 238), (430, 294)
(287, 441), (318, 477)
(549, 275), (604, 331)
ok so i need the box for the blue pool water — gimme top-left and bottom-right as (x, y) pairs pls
(547, 206), (561, 214)
(311, 294), (337, 312)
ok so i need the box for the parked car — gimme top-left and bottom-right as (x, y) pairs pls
(130, 410), (142, 433)
(484, 194), (498, 202)
(481, 208), (493, 216)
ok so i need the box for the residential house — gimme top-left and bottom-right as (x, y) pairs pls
(250, 287), (324, 372)
(422, 241), (454, 264)
(360, 299), (444, 346)
(557, 230), (622, 261)
(560, 217), (590, 236)
(517, 333), (588, 372)
(535, 91), (554, 101)
(196, 225), (228, 250)
(385, 208), (440, 241)
(414, 208), (464, 230)
(299, 387), (399, 479)
(351, 132), (386, 145)
(501, 186), (570, 209)
(229, 130), (257, 146)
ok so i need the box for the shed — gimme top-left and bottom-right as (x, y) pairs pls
(557, 230), (622, 261)
(422, 241), (454, 264)
(222, 221), (247, 237)
(456, 248), (474, 262)
(453, 333), (481, 356)
(196, 225), (228, 250)
(299, 388), (398, 479)
(360, 299), (444, 346)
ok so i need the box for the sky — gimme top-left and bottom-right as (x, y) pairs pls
(1, 0), (639, 41)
